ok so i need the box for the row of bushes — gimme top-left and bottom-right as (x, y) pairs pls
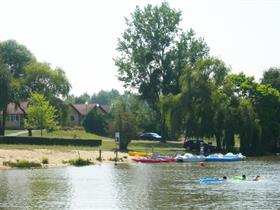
(0, 136), (102, 147)
(2, 155), (128, 168)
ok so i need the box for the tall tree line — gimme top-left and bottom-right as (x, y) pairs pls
(114, 2), (280, 154)
(68, 89), (120, 105)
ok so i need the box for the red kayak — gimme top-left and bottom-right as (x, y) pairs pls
(133, 158), (176, 163)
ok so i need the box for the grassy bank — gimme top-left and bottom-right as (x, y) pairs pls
(5, 130), (24, 135)
(0, 140), (183, 153)
(20, 130), (104, 140)
(16, 129), (183, 152)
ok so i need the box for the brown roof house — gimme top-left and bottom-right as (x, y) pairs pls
(4, 102), (29, 129)
(69, 103), (109, 127)
(2, 102), (109, 129)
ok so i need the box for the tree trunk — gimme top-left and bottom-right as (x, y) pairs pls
(0, 116), (3, 136)
(0, 105), (7, 136)
(160, 120), (167, 143)
(215, 133), (222, 151)
(28, 129), (32, 137)
(40, 129), (43, 136)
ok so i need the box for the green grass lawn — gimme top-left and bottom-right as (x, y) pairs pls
(2, 129), (184, 153)
(0, 143), (101, 151)
(128, 140), (184, 152)
(0, 140), (184, 154)
(5, 130), (24, 135)
(20, 129), (104, 140)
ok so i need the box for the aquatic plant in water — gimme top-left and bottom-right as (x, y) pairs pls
(68, 158), (93, 166)
(3, 160), (42, 168)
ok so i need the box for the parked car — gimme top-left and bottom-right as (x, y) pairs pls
(139, 132), (162, 141)
(183, 139), (217, 153)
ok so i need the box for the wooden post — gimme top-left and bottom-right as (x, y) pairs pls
(99, 148), (102, 161)
(115, 149), (118, 165)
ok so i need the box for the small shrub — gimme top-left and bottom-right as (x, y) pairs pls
(123, 156), (128, 159)
(96, 157), (103, 162)
(3, 160), (42, 168)
(42, 157), (49, 164)
(108, 157), (123, 162)
(73, 134), (79, 139)
(62, 160), (68, 164)
(74, 126), (85, 131)
(68, 158), (93, 166)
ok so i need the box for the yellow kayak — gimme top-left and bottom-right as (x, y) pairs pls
(128, 151), (146, 157)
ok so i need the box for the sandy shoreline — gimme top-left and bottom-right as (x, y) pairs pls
(0, 149), (135, 169)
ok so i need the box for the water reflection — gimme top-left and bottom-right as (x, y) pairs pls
(0, 157), (279, 209)
(0, 169), (72, 209)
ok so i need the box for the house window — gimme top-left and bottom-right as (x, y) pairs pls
(71, 116), (75, 121)
(11, 115), (16, 121)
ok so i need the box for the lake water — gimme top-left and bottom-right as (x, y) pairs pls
(0, 157), (279, 209)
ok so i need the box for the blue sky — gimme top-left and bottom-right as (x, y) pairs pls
(0, 0), (279, 95)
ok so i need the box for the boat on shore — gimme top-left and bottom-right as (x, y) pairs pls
(128, 151), (147, 157)
(205, 153), (246, 162)
(132, 157), (176, 163)
(175, 153), (206, 162)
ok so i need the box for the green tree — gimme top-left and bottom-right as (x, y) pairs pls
(261, 67), (280, 91)
(22, 62), (70, 98)
(71, 92), (91, 104)
(21, 61), (71, 127)
(115, 2), (209, 141)
(0, 41), (71, 135)
(0, 59), (12, 134)
(253, 84), (280, 152)
(126, 93), (158, 133)
(90, 89), (120, 105)
(0, 40), (34, 135)
(0, 40), (34, 77)
(108, 96), (137, 151)
(237, 99), (262, 154)
(161, 58), (229, 141)
(83, 108), (108, 136)
(24, 93), (58, 136)
(223, 73), (280, 154)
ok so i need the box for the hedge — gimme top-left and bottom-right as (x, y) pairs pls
(0, 136), (102, 147)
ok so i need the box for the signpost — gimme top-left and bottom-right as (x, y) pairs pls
(115, 132), (120, 144)
(114, 132), (120, 165)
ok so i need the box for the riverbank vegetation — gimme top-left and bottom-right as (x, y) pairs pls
(68, 157), (93, 166)
(3, 160), (42, 168)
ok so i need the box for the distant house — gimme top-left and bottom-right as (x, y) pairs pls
(4, 102), (29, 129)
(2, 102), (109, 129)
(69, 103), (109, 127)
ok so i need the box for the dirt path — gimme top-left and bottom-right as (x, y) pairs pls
(5, 130), (28, 136)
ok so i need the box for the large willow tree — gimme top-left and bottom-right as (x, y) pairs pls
(161, 58), (229, 144)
